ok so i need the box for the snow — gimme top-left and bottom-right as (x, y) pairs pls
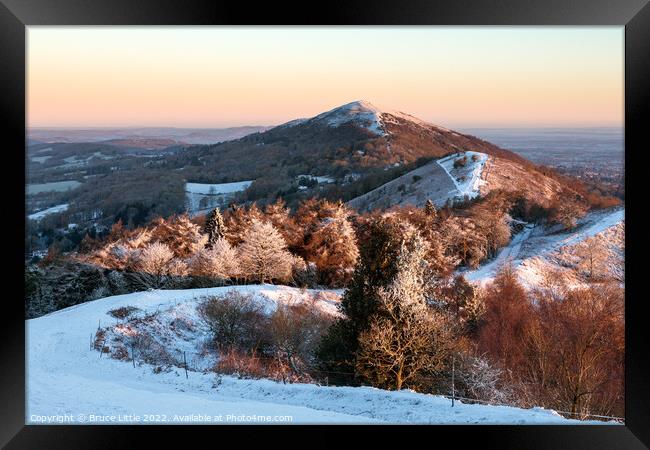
(27, 203), (69, 220)
(310, 100), (387, 136)
(436, 151), (488, 200)
(185, 181), (254, 195)
(31, 155), (52, 164)
(27, 284), (604, 424)
(27, 181), (81, 195)
(382, 110), (451, 133)
(185, 181), (255, 216)
(276, 100), (455, 138)
(465, 224), (534, 283)
(464, 207), (624, 285)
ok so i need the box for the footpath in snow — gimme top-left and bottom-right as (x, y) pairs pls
(436, 151), (488, 200)
(27, 285), (609, 425)
(464, 207), (624, 284)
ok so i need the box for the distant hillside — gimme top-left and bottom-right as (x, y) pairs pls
(349, 149), (572, 213)
(28, 126), (270, 146)
(170, 101), (531, 205)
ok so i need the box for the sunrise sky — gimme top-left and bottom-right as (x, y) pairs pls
(27, 27), (624, 129)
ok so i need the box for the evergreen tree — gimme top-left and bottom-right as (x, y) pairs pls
(203, 208), (226, 250)
(424, 199), (437, 219)
(355, 230), (449, 390)
(316, 217), (417, 381)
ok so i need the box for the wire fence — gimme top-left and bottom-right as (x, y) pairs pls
(442, 394), (624, 422)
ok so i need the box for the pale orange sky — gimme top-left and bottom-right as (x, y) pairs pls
(27, 27), (624, 128)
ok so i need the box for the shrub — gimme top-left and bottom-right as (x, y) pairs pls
(108, 305), (141, 320)
(197, 291), (268, 351)
(454, 156), (468, 169)
(214, 347), (292, 382)
(268, 303), (333, 375)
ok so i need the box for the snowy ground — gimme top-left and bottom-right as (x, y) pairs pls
(184, 181), (254, 216)
(464, 207), (624, 286)
(436, 151), (488, 200)
(27, 284), (606, 424)
(27, 203), (69, 221)
(26, 181), (82, 195)
(311, 100), (386, 136)
(185, 181), (254, 195)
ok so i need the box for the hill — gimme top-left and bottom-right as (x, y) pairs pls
(168, 100), (532, 205)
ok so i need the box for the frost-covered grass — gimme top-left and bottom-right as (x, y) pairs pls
(27, 181), (81, 195)
(27, 284), (604, 424)
(30, 155), (52, 164)
(436, 151), (488, 200)
(28, 203), (69, 221)
(185, 181), (254, 195)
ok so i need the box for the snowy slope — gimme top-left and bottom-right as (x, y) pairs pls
(281, 100), (453, 138)
(28, 203), (69, 221)
(27, 285), (603, 424)
(436, 151), (488, 200)
(348, 151), (488, 212)
(464, 207), (624, 286)
(311, 100), (386, 136)
(185, 181), (254, 195)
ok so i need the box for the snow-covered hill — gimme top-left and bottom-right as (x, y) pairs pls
(282, 100), (458, 138)
(27, 285), (605, 424)
(348, 151), (489, 211)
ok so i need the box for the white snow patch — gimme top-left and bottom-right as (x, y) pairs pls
(28, 203), (70, 221)
(436, 151), (488, 200)
(311, 100), (387, 136)
(185, 181), (254, 195)
(31, 155), (52, 164)
(27, 180), (82, 195)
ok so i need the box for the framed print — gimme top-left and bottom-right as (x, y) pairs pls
(1, 0), (649, 448)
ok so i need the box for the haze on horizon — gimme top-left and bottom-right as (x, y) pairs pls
(27, 27), (623, 129)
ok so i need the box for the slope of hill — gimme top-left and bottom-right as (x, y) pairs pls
(168, 101), (527, 204)
(349, 151), (489, 211)
(26, 285), (601, 424)
(464, 207), (624, 288)
(28, 126), (271, 145)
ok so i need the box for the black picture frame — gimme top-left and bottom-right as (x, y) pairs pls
(2, 0), (648, 448)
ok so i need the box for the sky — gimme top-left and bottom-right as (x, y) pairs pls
(27, 27), (624, 129)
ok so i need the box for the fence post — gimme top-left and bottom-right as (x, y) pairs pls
(451, 354), (455, 408)
(132, 343), (136, 368)
(90, 333), (93, 351)
(183, 351), (188, 379)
